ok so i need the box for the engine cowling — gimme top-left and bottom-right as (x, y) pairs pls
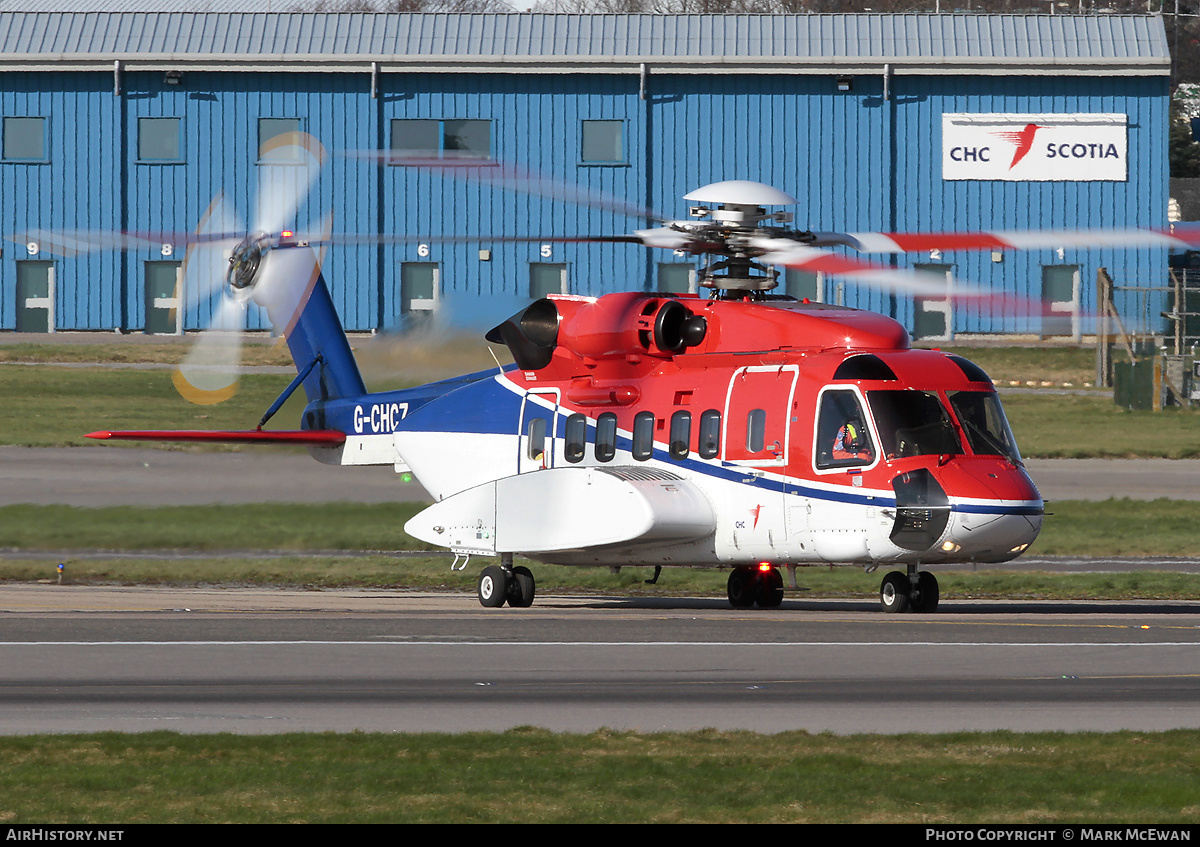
(485, 292), (707, 369)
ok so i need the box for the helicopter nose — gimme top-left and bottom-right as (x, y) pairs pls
(887, 461), (1044, 561)
(924, 459), (1044, 562)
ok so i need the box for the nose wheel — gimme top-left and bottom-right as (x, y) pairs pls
(880, 569), (939, 614)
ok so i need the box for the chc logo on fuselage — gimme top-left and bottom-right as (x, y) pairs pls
(353, 402), (408, 434)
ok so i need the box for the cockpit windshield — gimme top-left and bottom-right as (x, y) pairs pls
(867, 391), (961, 459)
(947, 390), (1021, 463)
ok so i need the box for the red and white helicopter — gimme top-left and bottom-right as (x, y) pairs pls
(62, 137), (1200, 612)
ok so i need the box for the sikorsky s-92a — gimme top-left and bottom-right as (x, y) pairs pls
(72, 146), (1200, 611)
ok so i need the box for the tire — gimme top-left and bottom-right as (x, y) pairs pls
(880, 571), (911, 614)
(507, 565), (536, 608)
(478, 565), (509, 608)
(910, 571), (939, 613)
(756, 567), (784, 609)
(727, 568), (757, 608)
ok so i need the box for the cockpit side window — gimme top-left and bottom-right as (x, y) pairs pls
(816, 390), (876, 469)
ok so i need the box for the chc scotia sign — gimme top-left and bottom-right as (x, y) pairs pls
(942, 113), (1128, 182)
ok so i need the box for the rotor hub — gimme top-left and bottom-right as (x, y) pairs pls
(673, 181), (806, 300)
(226, 234), (268, 290)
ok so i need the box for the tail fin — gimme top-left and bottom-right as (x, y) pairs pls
(256, 246), (366, 402)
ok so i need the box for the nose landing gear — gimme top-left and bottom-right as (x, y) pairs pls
(880, 567), (939, 614)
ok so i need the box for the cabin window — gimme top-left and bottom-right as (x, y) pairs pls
(745, 409), (767, 453)
(632, 411), (655, 461)
(698, 409), (721, 459)
(526, 417), (547, 462)
(595, 412), (617, 463)
(564, 413), (587, 463)
(867, 390), (961, 460)
(947, 391), (1020, 463)
(669, 411), (691, 460)
(816, 390), (876, 469)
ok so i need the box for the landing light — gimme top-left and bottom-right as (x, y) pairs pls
(1010, 543), (1030, 554)
(940, 540), (961, 554)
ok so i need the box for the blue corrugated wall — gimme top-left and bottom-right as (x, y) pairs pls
(0, 67), (1169, 335)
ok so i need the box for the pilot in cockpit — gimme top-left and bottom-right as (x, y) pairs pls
(831, 417), (872, 462)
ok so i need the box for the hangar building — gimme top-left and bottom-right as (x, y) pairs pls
(0, 11), (1173, 338)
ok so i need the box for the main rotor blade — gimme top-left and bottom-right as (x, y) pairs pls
(307, 232), (644, 248)
(811, 224), (1200, 254)
(755, 239), (1054, 316)
(10, 228), (169, 257)
(351, 153), (667, 223)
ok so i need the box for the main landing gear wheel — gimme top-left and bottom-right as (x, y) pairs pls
(727, 566), (785, 609)
(727, 567), (757, 608)
(910, 571), (939, 613)
(880, 571), (911, 614)
(478, 565), (508, 608)
(506, 565), (536, 608)
(756, 567), (784, 609)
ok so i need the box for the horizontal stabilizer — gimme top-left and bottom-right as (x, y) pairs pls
(86, 429), (347, 445)
(404, 465), (715, 555)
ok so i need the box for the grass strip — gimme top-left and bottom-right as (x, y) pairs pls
(0, 729), (1197, 823)
(3, 555), (1199, 602)
(5, 498), (1200, 558)
(1001, 394), (1200, 459)
(0, 503), (432, 552)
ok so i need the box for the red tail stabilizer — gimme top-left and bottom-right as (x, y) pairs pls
(86, 430), (346, 445)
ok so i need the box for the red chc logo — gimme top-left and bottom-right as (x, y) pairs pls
(990, 123), (1042, 170)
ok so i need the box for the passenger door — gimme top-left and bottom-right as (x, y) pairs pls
(722, 365), (798, 468)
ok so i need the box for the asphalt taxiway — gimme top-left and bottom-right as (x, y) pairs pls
(2, 449), (1199, 735)
(1, 585), (1199, 735)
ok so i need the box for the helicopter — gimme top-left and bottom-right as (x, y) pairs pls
(70, 138), (1200, 612)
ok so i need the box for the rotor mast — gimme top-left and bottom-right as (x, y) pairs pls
(681, 181), (806, 301)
